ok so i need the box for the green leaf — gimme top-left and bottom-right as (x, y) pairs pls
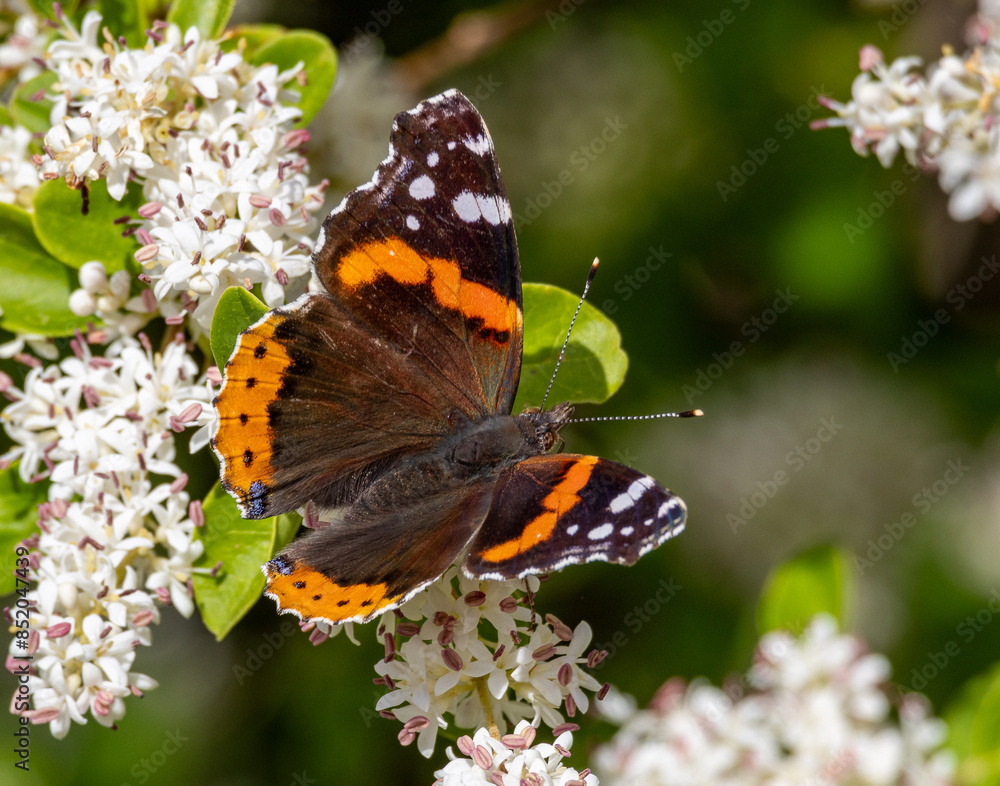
(0, 202), (91, 336)
(32, 178), (143, 271)
(192, 483), (287, 641)
(0, 465), (47, 597)
(274, 513), (300, 553)
(9, 71), (56, 134)
(756, 544), (854, 635)
(0, 105), (13, 127)
(946, 662), (1000, 785)
(210, 286), (269, 366)
(251, 31), (337, 126)
(166, 0), (234, 39)
(219, 23), (286, 55)
(513, 282), (628, 412)
(98, 0), (148, 47)
(24, 0), (77, 19)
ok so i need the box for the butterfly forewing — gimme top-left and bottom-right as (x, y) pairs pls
(314, 90), (523, 417)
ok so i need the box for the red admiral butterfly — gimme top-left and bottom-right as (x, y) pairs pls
(210, 90), (688, 625)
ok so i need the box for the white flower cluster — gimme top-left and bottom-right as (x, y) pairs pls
(0, 4), (48, 83)
(0, 124), (41, 207)
(817, 1), (1000, 221)
(2, 332), (215, 737)
(593, 615), (954, 786)
(370, 568), (605, 759)
(39, 9), (326, 332)
(435, 720), (599, 786)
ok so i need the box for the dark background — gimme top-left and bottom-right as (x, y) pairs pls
(8, 0), (1000, 782)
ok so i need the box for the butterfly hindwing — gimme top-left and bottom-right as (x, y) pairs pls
(263, 469), (496, 624)
(313, 89), (522, 418)
(464, 454), (686, 580)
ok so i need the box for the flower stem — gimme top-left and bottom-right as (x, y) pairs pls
(475, 677), (500, 739)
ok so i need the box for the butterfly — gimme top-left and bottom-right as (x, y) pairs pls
(210, 90), (687, 625)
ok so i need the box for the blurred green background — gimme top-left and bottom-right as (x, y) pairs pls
(7, 0), (1000, 782)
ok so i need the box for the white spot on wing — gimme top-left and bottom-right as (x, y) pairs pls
(463, 134), (491, 156)
(406, 215), (420, 230)
(588, 523), (615, 541)
(497, 197), (512, 224)
(447, 141), (457, 150)
(427, 152), (439, 167)
(609, 493), (634, 514)
(566, 524), (579, 536)
(409, 174), (435, 200)
(620, 526), (634, 537)
(609, 475), (656, 514)
(452, 190), (502, 225)
(314, 225), (326, 253)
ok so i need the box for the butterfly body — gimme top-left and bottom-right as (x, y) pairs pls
(210, 90), (687, 625)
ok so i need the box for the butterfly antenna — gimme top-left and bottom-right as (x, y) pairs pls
(540, 258), (600, 409)
(569, 409), (703, 424)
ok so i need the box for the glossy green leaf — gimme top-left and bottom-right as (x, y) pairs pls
(0, 465), (47, 597)
(219, 23), (285, 55)
(192, 483), (285, 641)
(274, 513), (300, 553)
(9, 71), (56, 134)
(756, 544), (854, 635)
(210, 286), (269, 366)
(0, 202), (91, 336)
(24, 0), (77, 20)
(166, 0), (234, 39)
(32, 178), (143, 271)
(513, 282), (628, 412)
(98, 0), (148, 47)
(251, 31), (337, 126)
(946, 662), (1000, 785)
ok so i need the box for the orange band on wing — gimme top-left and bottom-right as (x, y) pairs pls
(480, 455), (599, 564)
(264, 561), (402, 624)
(337, 238), (518, 333)
(211, 314), (291, 512)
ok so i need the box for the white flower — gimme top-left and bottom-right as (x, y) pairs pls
(592, 615), (955, 786)
(30, 10), (325, 334)
(0, 10), (48, 83)
(3, 335), (215, 737)
(818, 4), (1000, 221)
(0, 124), (41, 207)
(435, 720), (599, 786)
(371, 569), (605, 758)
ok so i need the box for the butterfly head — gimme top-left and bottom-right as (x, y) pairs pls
(517, 401), (574, 454)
